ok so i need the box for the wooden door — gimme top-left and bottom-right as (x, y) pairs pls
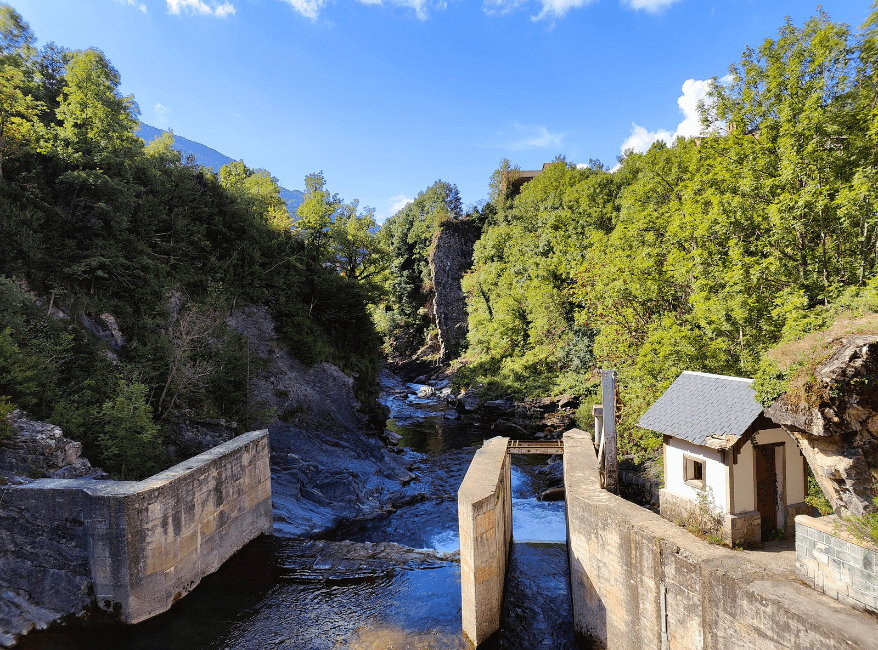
(755, 445), (778, 538)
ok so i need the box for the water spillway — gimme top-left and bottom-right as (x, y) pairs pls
(13, 373), (579, 650)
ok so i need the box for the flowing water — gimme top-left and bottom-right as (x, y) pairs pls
(17, 372), (580, 650)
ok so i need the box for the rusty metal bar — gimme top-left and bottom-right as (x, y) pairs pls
(506, 440), (564, 455)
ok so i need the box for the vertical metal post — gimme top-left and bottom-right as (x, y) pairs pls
(592, 404), (605, 488)
(601, 369), (618, 494)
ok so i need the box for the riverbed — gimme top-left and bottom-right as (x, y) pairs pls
(16, 371), (580, 649)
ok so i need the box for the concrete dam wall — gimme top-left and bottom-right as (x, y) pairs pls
(457, 436), (512, 646)
(562, 429), (878, 650)
(0, 430), (272, 631)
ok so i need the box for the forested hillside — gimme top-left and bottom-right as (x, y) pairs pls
(383, 8), (878, 460)
(135, 122), (305, 214)
(0, 5), (384, 479)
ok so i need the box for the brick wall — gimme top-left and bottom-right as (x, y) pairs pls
(796, 514), (878, 613)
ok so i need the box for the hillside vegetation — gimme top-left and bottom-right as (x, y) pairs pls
(383, 8), (878, 460)
(0, 5), (385, 479)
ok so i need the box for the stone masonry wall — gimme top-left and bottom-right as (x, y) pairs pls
(563, 429), (878, 650)
(457, 436), (512, 647)
(797, 514), (878, 613)
(0, 430), (272, 643)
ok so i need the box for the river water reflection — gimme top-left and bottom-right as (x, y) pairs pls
(17, 373), (579, 650)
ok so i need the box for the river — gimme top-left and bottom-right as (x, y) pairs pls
(16, 371), (582, 649)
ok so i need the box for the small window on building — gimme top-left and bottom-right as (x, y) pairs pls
(684, 455), (705, 489)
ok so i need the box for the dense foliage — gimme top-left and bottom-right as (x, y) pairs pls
(457, 8), (878, 459)
(0, 5), (383, 478)
(378, 180), (468, 355)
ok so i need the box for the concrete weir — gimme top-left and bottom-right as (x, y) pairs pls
(0, 430), (272, 628)
(457, 436), (513, 647)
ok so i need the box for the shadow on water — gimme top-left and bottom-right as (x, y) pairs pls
(483, 542), (584, 650)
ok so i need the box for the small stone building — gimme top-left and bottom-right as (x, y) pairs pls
(639, 371), (812, 544)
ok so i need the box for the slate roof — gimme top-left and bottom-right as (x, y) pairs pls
(638, 371), (764, 448)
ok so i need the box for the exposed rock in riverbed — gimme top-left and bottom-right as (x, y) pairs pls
(226, 306), (417, 538)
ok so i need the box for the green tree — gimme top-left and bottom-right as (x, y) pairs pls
(329, 199), (388, 282)
(219, 160), (291, 233)
(50, 48), (141, 166)
(0, 3), (35, 60)
(99, 378), (162, 480)
(0, 63), (42, 183)
(295, 171), (339, 259)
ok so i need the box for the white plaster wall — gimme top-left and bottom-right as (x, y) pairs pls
(752, 428), (806, 505)
(664, 439), (728, 514)
(733, 440), (755, 514)
(731, 428), (806, 517)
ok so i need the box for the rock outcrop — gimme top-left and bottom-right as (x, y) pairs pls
(0, 410), (105, 484)
(227, 305), (369, 433)
(227, 304), (415, 537)
(428, 219), (480, 361)
(766, 335), (878, 517)
(163, 412), (238, 457)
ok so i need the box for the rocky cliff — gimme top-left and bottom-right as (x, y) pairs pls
(227, 304), (415, 537)
(428, 219), (480, 361)
(766, 333), (878, 517)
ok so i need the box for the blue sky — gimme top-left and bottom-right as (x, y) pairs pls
(10, 0), (872, 221)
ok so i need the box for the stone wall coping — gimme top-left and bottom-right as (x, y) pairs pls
(12, 429), (269, 496)
(796, 514), (878, 552)
(457, 436), (509, 508)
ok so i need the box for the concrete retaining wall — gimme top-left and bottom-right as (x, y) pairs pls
(563, 429), (878, 650)
(797, 514), (878, 613)
(0, 430), (272, 627)
(457, 436), (512, 647)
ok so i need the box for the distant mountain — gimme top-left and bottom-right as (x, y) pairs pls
(136, 123), (304, 215)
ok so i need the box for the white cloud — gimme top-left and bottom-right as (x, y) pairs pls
(483, 0), (529, 16)
(674, 78), (710, 138)
(619, 78), (715, 154)
(167, 0), (236, 16)
(502, 124), (564, 151)
(116, 0), (148, 11)
(154, 103), (171, 127)
(532, 0), (597, 20)
(389, 194), (413, 215)
(215, 1), (235, 16)
(622, 0), (681, 12)
(280, 0), (325, 19)
(354, 0), (436, 21)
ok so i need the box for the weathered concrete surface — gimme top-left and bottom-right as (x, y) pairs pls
(766, 335), (878, 518)
(0, 430), (271, 645)
(563, 428), (878, 650)
(429, 219), (480, 361)
(458, 436), (512, 647)
(797, 514), (878, 614)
